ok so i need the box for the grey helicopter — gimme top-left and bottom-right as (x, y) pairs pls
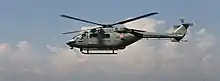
(60, 12), (193, 54)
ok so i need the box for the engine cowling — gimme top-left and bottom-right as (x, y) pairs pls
(115, 27), (127, 31)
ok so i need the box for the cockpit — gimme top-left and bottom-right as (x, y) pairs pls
(70, 34), (83, 42)
(66, 34), (83, 48)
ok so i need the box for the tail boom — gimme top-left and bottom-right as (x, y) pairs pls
(140, 32), (185, 41)
(132, 18), (193, 42)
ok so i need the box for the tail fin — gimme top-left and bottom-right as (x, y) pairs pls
(171, 18), (193, 42)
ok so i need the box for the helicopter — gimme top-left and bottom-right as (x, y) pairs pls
(60, 12), (193, 54)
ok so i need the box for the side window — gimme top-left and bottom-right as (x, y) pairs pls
(78, 35), (83, 41)
(81, 33), (86, 39)
(90, 34), (98, 38)
(103, 34), (110, 38)
(79, 35), (83, 39)
(89, 34), (110, 38)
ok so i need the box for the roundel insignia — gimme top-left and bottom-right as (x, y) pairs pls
(119, 33), (124, 38)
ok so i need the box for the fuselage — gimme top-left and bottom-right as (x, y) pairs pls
(66, 25), (188, 50)
(66, 28), (141, 50)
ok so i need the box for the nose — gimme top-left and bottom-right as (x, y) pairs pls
(66, 38), (76, 45)
(66, 41), (75, 46)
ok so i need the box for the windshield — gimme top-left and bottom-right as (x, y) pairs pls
(71, 34), (82, 41)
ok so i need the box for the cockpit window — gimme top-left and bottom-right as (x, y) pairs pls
(90, 29), (97, 33)
(78, 35), (83, 39)
(72, 34), (83, 40)
(103, 34), (110, 38)
(90, 34), (98, 38)
(89, 34), (110, 38)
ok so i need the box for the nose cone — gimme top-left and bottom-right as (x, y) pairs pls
(66, 41), (75, 46)
(66, 39), (76, 46)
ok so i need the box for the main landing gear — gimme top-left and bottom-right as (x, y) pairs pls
(79, 48), (118, 54)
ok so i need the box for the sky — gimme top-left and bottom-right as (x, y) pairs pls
(0, 0), (220, 81)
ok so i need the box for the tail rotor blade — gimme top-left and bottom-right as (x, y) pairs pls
(179, 17), (185, 24)
(180, 19), (184, 23)
(179, 17), (194, 26)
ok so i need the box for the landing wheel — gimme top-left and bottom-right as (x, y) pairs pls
(87, 49), (89, 53)
(112, 48), (115, 54)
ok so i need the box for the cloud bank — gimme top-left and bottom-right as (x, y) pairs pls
(0, 18), (219, 81)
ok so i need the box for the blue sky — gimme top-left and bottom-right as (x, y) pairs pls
(0, 0), (220, 81)
(0, 0), (219, 45)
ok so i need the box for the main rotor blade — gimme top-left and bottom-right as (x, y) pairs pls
(60, 15), (104, 26)
(62, 30), (84, 34)
(112, 12), (159, 25)
(62, 26), (103, 34)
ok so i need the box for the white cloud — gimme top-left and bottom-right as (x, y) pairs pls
(0, 18), (219, 81)
(0, 43), (10, 54)
(16, 41), (32, 52)
(0, 41), (43, 75)
(45, 18), (219, 76)
(46, 45), (88, 74)
(8, 41), (33, 70)
(196, 28), (216, 51)
(201, 54), (212, 61)
(44, 18), (218, 76)
(124, 18), (163, 32)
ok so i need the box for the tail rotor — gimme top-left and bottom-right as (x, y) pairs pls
(180, 17), (185, 24)
(171, 17), (194, 42)
(179, 17), (194, 26)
